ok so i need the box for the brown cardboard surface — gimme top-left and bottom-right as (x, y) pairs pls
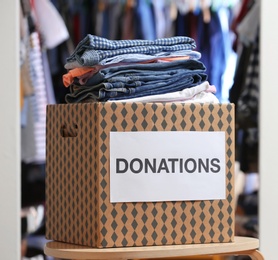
(46, 102), (235, 248)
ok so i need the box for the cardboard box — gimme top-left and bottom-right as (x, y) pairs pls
(46, 102), (235, 248)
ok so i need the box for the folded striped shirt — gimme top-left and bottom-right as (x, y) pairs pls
(66, 34), (197, 67)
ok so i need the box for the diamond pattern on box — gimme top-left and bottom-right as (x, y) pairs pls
(46, 102), (235, 248)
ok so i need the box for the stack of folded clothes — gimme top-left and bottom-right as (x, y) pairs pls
(62, 34), (218, 103)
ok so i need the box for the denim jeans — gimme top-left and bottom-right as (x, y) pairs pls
(65, 70), (207, 103)
(65, 34), (196, 67)
(108, 73), (207, 101)
(74, 59), (205, 86)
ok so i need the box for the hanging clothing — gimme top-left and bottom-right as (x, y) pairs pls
(32, 0), (69, 49)
(229, 0), (260, 173)
(26, 31), (48, 163)
(134, 0), (157, 40)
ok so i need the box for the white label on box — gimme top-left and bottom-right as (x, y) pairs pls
(110, 131), (226, 203)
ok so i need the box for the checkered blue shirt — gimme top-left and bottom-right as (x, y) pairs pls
(66, 34), (197, 67)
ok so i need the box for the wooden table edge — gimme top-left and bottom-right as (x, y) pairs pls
(44, 236), (261, 260)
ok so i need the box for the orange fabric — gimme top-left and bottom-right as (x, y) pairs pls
(156, 56), (190, 62)
(63, 67), (94, 87)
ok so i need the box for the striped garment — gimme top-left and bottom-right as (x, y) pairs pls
(66, 34), (197, 67)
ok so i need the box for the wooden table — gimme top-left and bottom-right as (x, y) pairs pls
(44, 236), (264, 260)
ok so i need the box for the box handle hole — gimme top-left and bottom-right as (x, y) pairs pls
(60, 123), (78, 137)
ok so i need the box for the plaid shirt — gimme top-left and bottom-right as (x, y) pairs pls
(66, 34), (197, 67)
